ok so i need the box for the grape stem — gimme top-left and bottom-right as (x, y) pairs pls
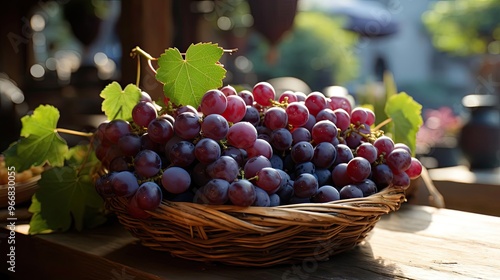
(373, 118), (392, 131)
(56, 128), (93, 137)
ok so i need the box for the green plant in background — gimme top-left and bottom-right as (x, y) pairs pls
(247, 12), (359, 91)
(423, 0), (500, 56)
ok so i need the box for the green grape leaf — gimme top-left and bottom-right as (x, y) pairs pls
(28, 195), (54, 234)
(100, 82), (141, 121)
(156, 43), (226, 108)
(28, 166), (106, 234)
(385, 92), (423, 156)
(4, 105), (68, 172)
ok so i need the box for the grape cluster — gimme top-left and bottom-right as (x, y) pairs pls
(94, 82), (423, 219)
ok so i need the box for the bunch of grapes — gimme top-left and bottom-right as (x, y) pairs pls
(94, 82), (422, 219)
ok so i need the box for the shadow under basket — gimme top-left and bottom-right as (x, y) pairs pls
(105, 187), (406, 267)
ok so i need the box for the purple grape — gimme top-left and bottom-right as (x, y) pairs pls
(161, 166), (191, 194)
(312, 185), (340, 203)
(134, 150), (162, 178)
(134, 181), (163, 211)
(206, 156), (240, 182)
(228, 179), (256, 206)
(293, 173), (319, 198)
(111, 171), (139, 197)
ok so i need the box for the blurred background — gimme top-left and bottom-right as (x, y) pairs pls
(1, 0), (499, 172)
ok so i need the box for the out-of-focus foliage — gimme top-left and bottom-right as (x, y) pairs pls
(423, 0), (500, 56)
(247, 12), (359, 91)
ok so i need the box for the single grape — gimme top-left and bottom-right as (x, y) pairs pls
(350, 107), (368, 125)
(269, 194), (280, 206)
(200, 89), (228, 116)
(334, 144), (354, 165)
(246, 138), (273, 159)
(221, 95), (247, 123)
(406, 157), (423, 179)
(196, 179), (230, 205)
(134, 181), (163, 211)
(346, 157), (371, 183)
(394, 143), (411, 154)
(312, 142), (336, 168)
(95, 173), (115, 198)
(386, 148), (412, 172)
(161, 166), (191, 194)
(356, 142), (378, 163)
(220, 85), (237, 96)
(201, 114), (229, 141)
(254, 167), (282, 194)
(243, 105), (261, 126)
(392, 171), (411, 189)
(332, 108), (350, 131)
(286, 102), (309, 127)
(264, 107), (288, 130)
(355, 179), (377, 197)
(132, 101), (158, 127)
(227, 121), (257, 149)
(371, 163), (393, 189)
(294, 91), (307, 102)
(373, 136), (395, 157)
(252, 186), (271, 207)
(311, 120), (338, 144)
(169, 140), (196, 167)
(238, 90), (254, 106)
(312, 185), (340, 203)
(279, 90), (298, 103)
(111, 171), (139, 197)
(194, 137), (221, 164)
(315, 168), (333, 186)
(316, 108), (337, 123)
(291, 141), (314, 164)
(147, 118), (174, 144)
(134, 150), (162, 178)
(276, 180), (294, 204)
(365, 108), (376, 126)
(270, 154), (284, 169)
(270, 128), (293, 151)
(339, 185), (363, 199)
(291, 127), (311, 145)
(304, 92), (327, 116)
(293, 173), (319, 198)
(228, 179), (256, 206)
(253, 82), (276, 107)
(206, 155), (240, 182)
(174, 112), (201, 140)
(175, 105), (198, 117)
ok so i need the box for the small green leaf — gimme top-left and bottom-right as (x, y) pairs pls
(29, 166), (106, 234)
(385, 92), (423, 156)
(5, 105), (68, 171)
(156, 43), (226, 108)
(28, 195), (54, 234)
(100, 82), (141, 121)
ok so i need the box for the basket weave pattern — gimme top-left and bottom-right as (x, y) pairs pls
(105, 187), (406, 266)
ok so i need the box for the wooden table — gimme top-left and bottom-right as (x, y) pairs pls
(1, 204), (500, 279)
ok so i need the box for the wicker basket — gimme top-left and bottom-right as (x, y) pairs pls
(105, 186), (406, 267)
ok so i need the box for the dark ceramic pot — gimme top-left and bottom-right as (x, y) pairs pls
(458, 95), (500, 170)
